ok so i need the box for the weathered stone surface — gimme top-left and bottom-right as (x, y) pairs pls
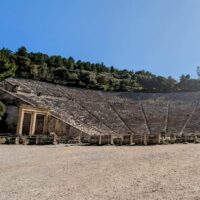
(1, 78), (200, 145)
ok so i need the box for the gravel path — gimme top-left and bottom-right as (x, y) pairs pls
(1, 144), (200, 200)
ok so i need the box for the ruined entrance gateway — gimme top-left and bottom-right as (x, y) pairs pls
(17, 105), (49, 136)
(0, 78), (200, 145)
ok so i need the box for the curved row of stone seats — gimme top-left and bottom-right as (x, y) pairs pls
(108, 101), (148, 135)
(106, 92), (199, 137)
(16, 93), (45, 106)
(98, 90), (200, 104)
(142, 102), (168, 134)
(117, 92), (139, 101)
(8, 78), (200, 103)
(58, 88), (132, 135)
(119, 92), (162, 102)
(79, 101), (131, 135)
(78, 92), (132, 135)
(120, 91), (200, 103)
(163, 92), (200, 103)
(14, 78), (52, 95)
(21, 79), (63, 96)
(167, 103), (195, 135)
(102, 92), (125, 102)
(48, 97), (115, 135)
(40, 82), (72, 97)
(64, 86), (104, 102)
(71, 90), (136, 135)
(23, 79), (104, 102)
(11, 78), (67, 97)
(183, 104), (200, 135)
(39, 98), (105, 135)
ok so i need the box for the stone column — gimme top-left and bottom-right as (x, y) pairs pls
(43, 113), (49, 134)
(110, 135), (114, 145)
(130, 135), (133, 145)
(99, 135), (102, 145)
(143, 133), (147, 145)
(29, 112), (37, 136)
(16, 107), (25, 136)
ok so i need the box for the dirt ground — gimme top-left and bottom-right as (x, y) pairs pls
(1, 144), (200, 200)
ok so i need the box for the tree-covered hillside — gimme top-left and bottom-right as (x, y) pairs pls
(0, 46), (200, 92)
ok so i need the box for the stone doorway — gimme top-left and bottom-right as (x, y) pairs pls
(35, 114), (45, 135)
(22, 113), (32, 135)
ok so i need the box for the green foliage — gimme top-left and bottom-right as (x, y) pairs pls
(79, 71), (97, 87)
(0, 48), (17, 80)
(0, 46), (199, 92)
(15, 47), (31, 77)
(0, 101), (6, 121)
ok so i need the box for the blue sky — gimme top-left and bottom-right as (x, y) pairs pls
(1, 0), (200, 79)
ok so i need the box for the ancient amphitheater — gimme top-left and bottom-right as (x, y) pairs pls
(2, 78), (200, 200)
(0, 78), (200, 145)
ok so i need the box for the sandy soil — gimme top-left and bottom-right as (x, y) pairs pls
(1, 144), (200, 200)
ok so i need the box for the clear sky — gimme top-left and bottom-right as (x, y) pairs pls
(1, 0), (200, 79)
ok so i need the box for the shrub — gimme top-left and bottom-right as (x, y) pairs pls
(0, 101), (6, 120)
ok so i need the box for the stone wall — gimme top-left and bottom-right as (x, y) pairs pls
(48, 115), (79, 138)
(5, 105), (19, 134)
(0, 89), (27, 134)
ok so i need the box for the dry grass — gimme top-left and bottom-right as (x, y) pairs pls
(1, 144), (200, 200)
